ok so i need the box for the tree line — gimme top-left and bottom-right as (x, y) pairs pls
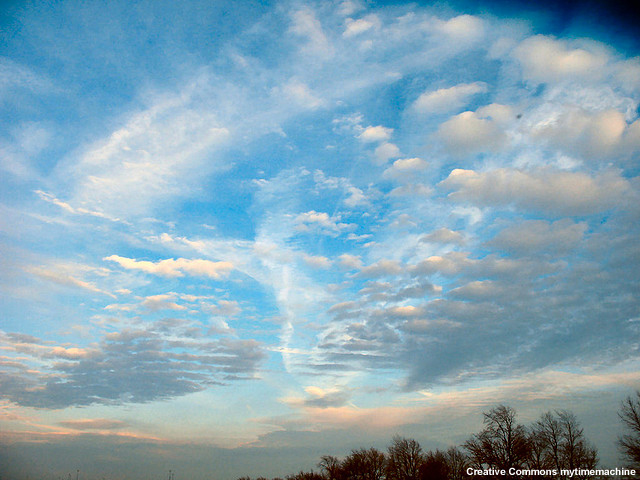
(238, 393), (640, 480)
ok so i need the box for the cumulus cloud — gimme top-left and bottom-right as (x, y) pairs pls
(532, 107), (640, 159)
(514, 35), (609, 83)
(104, 255), (234, 279)
(413, 82), (487, 113)
(358, 125), (393, 143)
(374, 142), (401, 164)
(440, 167), (632, 215)
(437, 14), (484, 43)
(383, 157), (429, 180)
(437, 106), (510, 155)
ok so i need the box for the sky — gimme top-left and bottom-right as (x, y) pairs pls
(1, 0), (639, 478)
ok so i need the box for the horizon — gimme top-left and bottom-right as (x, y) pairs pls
(1, 0), (639, 478)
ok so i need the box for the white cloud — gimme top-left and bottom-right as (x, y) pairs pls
(295, 211), (355, 235)
(374, 142), (400, 164)
(440, 167), (632, 215)
(278, 79), (324, 109)
(513, 35), (609, 83)
(338, 254), (363, 269)
(358, 125), (393, 143)
(104, 255), (234, 279)
(290, 9), (333, 57)
(532, 107), (640, 159)
(25, 265), (115, 298)
(383, 157), (428, 180)
(343, 15), (380, 38)
(303, 254), (332, 269)
(141, 294), (187, 312)
(67, 91), (230, 218)
(356, 259), (403, 278)
(437, 15), (484, 43)
(437, 110), (507, 155)
(413, 82), (487, 113)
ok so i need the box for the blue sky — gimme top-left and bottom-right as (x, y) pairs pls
(1, 0), (639, 478)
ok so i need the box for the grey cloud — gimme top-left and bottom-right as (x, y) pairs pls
(0, 321), (266, 409)
(420, 228), (465, 245)
(355, 259), (403, 278)
(439, 167), (634, 215)
(487, 219), (587, 255)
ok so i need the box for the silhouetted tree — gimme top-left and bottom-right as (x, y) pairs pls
(463, 405), (529, 478)
(341, 448), (386, 480)
(619, 392), (640, 470)
(387, 436), (424, 480)
(529, 410), (597, 478)
(287, 471), (325, 480)
(319, 456), (343, 480)
(419, 450), (449, 480)
(445, 447), (469, 480)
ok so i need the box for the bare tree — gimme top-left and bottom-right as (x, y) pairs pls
(319, 456), (342, 480)
(619, 392), (640, 470)
(387, 437), (424, 480)
(445, 447), (469, 480)
(528, 410), (597, 479)
(341, 448), (386, 480)
(463, 405), (529, 477)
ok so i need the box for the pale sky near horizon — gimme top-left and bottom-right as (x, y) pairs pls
(1, 0), (640, 479)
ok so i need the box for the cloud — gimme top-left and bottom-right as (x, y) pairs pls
(277, 79), (324, 109)
(303, 254), (332, 269)
(141, 294), (187, 312)
(374, 142), (401, 164)
(420, 228), (465, 245)
(295, 211), (355, 235)
(206, 300), (241, 317)
(343, 15), (380, 38)
(67, 89), (230, 218)
(383, 157), (429, 180)
(338, 254), (363, 269)
(437, 14), (484, 43)
(413, 82), (487, 113)
(488, 219), (587, 255)
(440, 167), (633, 215)
(290, 8), (333, 57)
(532, 107), (640, 159)
(104, 255), (234, 279)
(358, 125), (393, 143)
(0, 322), (266, 408)
(356, 259), (403, 278)
(437, 106), (510, 155)
(513, 35), (609, 83)
(25, 265), (115, 298)
(58, 419), (127, 430)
